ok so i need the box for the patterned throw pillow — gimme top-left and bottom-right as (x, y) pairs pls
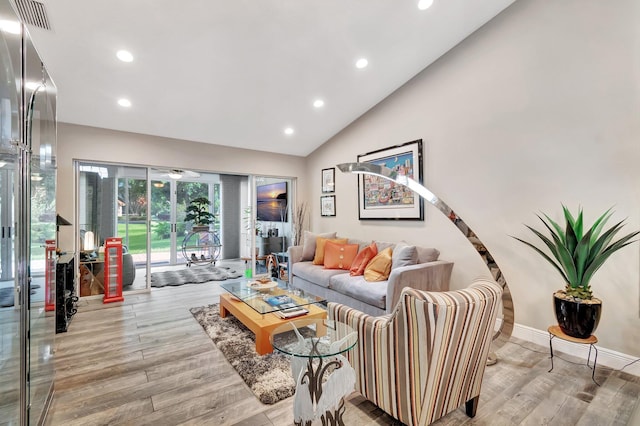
(364, 247), (393, 282)
(323, 241), (360, 270)
(313, 237), (348, 265)
(349, 242), (378, 276)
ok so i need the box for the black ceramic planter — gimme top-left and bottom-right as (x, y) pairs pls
(553, 291), (602, 339)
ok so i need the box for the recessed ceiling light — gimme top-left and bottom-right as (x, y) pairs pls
(418, 0), (434, 10)
(118, 98), (132, 107)
(284, 127), (294, 135)
(116, 50), (134, 62)
(0, 20), (20, 35)
(313, 99), (324, 108)
(355, 58), (369, 69)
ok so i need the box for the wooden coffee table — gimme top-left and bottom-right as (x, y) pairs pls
(219, 282), (327, 355)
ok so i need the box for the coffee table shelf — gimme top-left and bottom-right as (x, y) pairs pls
(219, 280), (327, 355)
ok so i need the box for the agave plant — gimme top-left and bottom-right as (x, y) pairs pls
(513, 206), (639, 300)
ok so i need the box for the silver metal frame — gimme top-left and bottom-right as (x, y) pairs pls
(337, 162), (514, 350)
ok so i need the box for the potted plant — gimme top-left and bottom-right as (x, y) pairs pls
(513, 205), (638, 338)
(184, 197), (215, 231)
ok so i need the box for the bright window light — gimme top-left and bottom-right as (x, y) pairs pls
(0, 20), (20, 35)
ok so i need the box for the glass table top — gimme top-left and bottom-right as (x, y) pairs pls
(220, 279), (325, 315)
(270, 318), (357, 358)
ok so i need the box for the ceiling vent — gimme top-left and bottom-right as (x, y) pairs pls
(14, 0), (51, 30)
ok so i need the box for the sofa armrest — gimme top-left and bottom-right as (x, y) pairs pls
(288, 245), (303, 264)
(386, 260), (453, 313)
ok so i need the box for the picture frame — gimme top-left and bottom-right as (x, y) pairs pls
(357, 139), (424, 220)
(320, 195), (336, 217)
(321, 167), (335, 193)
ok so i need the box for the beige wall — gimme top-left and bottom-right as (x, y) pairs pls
(56, 123), (308, 250)
(56, 0), (640, 356)
(306, 0), (640, 355)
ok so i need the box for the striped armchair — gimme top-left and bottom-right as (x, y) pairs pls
(328, 278), (502, 426)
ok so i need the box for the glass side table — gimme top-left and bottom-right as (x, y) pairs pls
(271, 318), (358, 426)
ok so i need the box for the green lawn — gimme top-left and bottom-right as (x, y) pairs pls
(118, 222), (171, 254)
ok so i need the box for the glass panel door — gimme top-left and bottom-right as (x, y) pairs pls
(176, 181), (211, 264)
(149, 178), (173, 265)
(0, 1), (20, 419)
(25, 45), (56, 423)
(77, 163), (147, 293)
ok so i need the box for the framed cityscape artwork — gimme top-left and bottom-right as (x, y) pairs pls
(357, 139), (424, 220)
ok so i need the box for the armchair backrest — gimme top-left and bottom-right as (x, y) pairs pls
(339, 278), (502, 426)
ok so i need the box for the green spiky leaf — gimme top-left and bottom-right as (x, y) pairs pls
(513, 206), (638, 299)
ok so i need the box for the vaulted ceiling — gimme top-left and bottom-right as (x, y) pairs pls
(23, 0), (516, 156)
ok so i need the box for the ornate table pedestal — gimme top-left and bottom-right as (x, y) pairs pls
(271, 318), (357, 426)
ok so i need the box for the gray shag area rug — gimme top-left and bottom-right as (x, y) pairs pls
(190, 303), (295, 404)
(150, 265), (243, 287)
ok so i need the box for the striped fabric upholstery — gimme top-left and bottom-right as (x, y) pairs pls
(328, 278), (502, 426)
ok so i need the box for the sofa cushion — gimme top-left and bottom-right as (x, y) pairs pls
(291, 261), (346, 289)
(364, 247), (393, 282)
(392, 243), (418, 269)
(416, 247), (440, 263)
(330, 273), (387, 310)
(350, 242), (378, 276)
(347, 238), (372, 251)
(313, 237), (348, 265)
(301, 231), (337, 261)
(324, 241), (359, 270)
(375, 240), (396, 253)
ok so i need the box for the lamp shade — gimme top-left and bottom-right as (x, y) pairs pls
(56, 214), (72, 226)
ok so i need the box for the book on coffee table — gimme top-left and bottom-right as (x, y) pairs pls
(274, 306), (308, 319)
(264, 295), (295, 308)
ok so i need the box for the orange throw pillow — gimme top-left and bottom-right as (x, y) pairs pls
(350, 242), (378, 276)
(364, 247), (393, 282)
(313, 237), (348, 265)
(324, 241), (359, 270)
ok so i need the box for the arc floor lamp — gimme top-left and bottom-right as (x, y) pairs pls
(336, 162), (514, 356)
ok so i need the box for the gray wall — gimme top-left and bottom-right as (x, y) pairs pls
(220, 174), (244, 259)
(306, 0), (640, 355)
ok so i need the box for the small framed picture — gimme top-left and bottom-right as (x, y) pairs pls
(321, 167), (335, 193)
(321, 195), (336, 217)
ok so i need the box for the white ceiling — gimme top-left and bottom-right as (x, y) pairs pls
(24, 0), (515, 157)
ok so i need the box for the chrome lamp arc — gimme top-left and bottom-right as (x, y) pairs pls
(336, 162), (514, 351)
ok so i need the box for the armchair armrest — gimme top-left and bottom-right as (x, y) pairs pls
(386, 260), (453, 313)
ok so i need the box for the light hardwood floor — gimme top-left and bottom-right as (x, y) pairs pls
(46, 280), (640, 425)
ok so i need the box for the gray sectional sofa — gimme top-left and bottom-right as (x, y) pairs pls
(288, 235), (453, 316)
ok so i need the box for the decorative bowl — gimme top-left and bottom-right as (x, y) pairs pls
(249, 280), (277, 292)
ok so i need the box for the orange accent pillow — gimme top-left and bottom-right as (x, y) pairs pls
(313, 237), (348, 265)
(324, 241), (360, 270)
(350, 242), (378, 276)
(364, 247), (393, 282)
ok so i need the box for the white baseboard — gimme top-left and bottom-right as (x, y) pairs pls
(506, 322), (640, 377)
